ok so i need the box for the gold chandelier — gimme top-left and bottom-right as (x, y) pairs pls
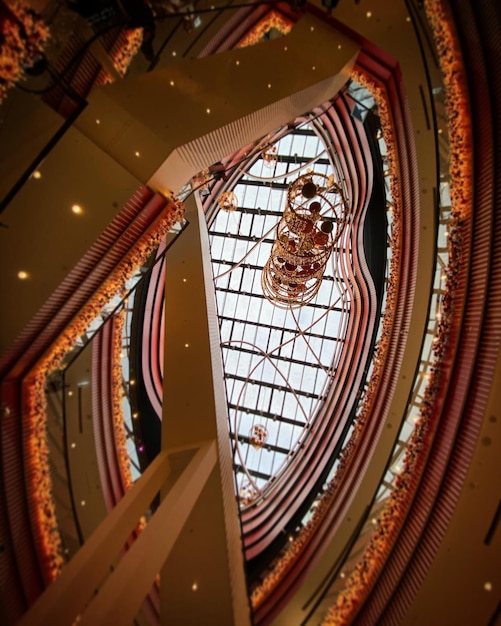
(262, 172), (348, 308)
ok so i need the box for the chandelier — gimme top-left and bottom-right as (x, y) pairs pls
(218, 190), (238, 212)
(262, 172), (348, 308)
(249, 423), (268, 450)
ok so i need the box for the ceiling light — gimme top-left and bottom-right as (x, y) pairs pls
(172, 51), (177, 57)
(366, 11), (372, 18)
(484, 582), (493, 591)
(17, 270), (29, 280)
(337, 44), (342, 49)
(169, 80), (175, 86)
(80, 500), (86, 506)
(68, 390), (73, 397)
(184, 343), (190, 348)
(406, 16), (411, 22)
(192, 582), (198, 591)
(72, 204), (83, 215)
(70, 442), (76, 449)
(135, 151), (141, 157)
(206, 108), (211, 114)
(236, 60), (240, 65)
(267, 83), (272, 88)
(33, 170), (42, 179)
(96, 119), (101, 124)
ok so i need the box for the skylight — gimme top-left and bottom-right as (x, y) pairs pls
(207, 121), (354, 507)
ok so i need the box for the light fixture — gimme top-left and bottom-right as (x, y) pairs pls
(484, 582), (493, 591)
(72, 204), (83, 215)
(206, 108), (211, 114)
(17, 270), (29, 280)
(169, 80), (175, 86)
(218, 191), (238, 212)
(184, 343), (190, 348)
(80, 500), (86, 506)
(262, 172), (349, 308)
(33, 170), (42, 179)
(261, 145), (278, 167)
(135, 151), (140, 157)
(70, 442), (76, 449)
(239, 481), (258, 506)
(249, 424), (268, 450)
(96, 119), (101, 124)
(191, 582), (198, 591)
(172, 50), (177, 57)
(366, 11), (372, 18)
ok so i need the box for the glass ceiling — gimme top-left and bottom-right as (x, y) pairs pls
(206, 122), (354, 507)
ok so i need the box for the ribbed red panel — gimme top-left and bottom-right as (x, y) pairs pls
(92, 328), (116, 512)
(0, 380), (43, 621)
(356, 1), (501, 623)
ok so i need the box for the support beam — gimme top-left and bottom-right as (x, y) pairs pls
(18, 450), (172, 626)
(79, 441), (217, 625)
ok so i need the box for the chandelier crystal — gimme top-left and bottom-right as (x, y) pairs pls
(262, 172), (348, 308)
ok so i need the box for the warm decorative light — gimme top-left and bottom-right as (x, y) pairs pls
(262, 172), (349, 308)
(17, 270), (29, 280)
(33, 170), (42, 179)
(192, 168), (210, 191)
(135, 151), (140, 157)
(249, 424), (268, 450)
(192, 582), (198, 591)
(261, 145), (278, 167)
(72, 204), (83, 215)
(218, 191), (238, 212)
(484, 582), (493, 591)
(240, 481), (258, 505)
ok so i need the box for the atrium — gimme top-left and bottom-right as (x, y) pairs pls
(0, 0), (500, 625)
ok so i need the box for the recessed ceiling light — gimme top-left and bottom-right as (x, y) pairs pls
(484, 582), (493, 591)
(338, 44), (342, 49)
(70, 442), (76, 449)
(206, 108), (211, 114)
(80, 500), (86, 506)
(185, 343), (190, 348)
(267, 83), (271, 88)
(310, 26), (314, 31)
(366, 11), (372, 18)
(96, 119), (101, 125)
(172, 51), (177, 57)
(68, 390), (73, 397)
(192, 582), (198, 591)
(72, 204), (83, 215)
(17, 270), (29, 280)
(33, 170), (42, 179)
(236, 60), (240, 65)
(406, 16), (411, 22)
(170, 80), (175, 86)
(135, 151), (141, 157)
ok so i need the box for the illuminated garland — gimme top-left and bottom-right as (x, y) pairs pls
(250, 71), (403, 610)
(23, 198), (185, 582)
(0, 0), (50, 101)
(99, 27), (144, 85)
(236, 10), (293, 48)
(111, 308), (134, 492)
(321, 0), (472, 622)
